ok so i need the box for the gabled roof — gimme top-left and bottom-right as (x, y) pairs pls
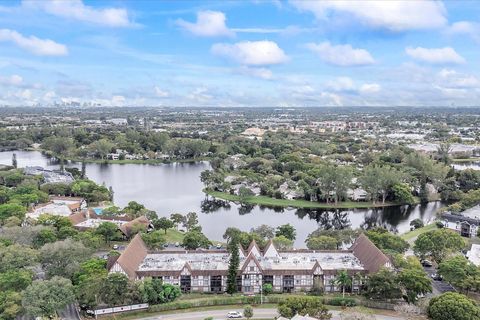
(263, 239), (279, 258)
(68, 211), (88, 225)
(241, 252), (263, 272)
(114, 234), (148, 279)
(350, 233), (390, 273)
(119, 216), (151, 238)
(246, 239), (261, 257)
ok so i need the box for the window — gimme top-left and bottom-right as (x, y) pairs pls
(250, 266), (255, 271)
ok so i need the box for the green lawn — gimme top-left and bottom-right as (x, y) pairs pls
(206, 190), (407, 209)
(400, 223), (438, 241)
(163, 228), (185, 243)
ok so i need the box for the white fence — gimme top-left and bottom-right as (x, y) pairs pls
(93, 303), (149, 316)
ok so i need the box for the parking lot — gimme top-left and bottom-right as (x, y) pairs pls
(423, 265), (456, 295)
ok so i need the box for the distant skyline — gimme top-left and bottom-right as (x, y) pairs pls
(0, 0), (480, 107)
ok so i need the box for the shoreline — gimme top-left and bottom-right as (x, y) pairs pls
(205, 190), (419, 209)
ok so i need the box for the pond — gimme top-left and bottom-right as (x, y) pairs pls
(452, 161), (480, 171)
(0, 150), (445, 245)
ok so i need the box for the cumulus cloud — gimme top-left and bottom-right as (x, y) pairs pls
(360, 83), (381, 94)
(405, 46), (465, 64)
(211, 40), (288, 66)
(306, 41), (375, 66)
(176, 11), (234, 37)
(326, 76), (381, 95)
(0, 29), (68, 56)
(291, 0), (446, 31)
(23, 0), (134, 27)
(446, 21), (480, 43)
(437, 69), (480, 89)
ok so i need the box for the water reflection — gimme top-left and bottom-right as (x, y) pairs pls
(0, 151), (446, 245)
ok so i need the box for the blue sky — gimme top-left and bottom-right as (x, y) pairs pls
(1, 0), (480, 107)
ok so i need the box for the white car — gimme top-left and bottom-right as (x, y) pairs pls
(227, 311), (242, 318)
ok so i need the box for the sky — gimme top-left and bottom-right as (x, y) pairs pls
(1, 0), (480, 107)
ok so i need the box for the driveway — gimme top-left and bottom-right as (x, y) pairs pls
(423, 266), (455, 295)
(139, 307), (406, 320)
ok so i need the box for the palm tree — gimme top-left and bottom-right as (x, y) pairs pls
(335, 270), (352, 298)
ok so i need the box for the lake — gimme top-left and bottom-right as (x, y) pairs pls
(0, 150), (445, 245)
(453, 161), (480, 171)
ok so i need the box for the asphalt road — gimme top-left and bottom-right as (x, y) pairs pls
(139, 308), (406, 320)
(423, 266), (456, 295)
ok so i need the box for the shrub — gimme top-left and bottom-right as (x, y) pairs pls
(326, 297), (357, 307)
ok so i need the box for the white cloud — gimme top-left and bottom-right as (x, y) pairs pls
(446, 21), (480, 43)
(211, 40), (288, 66)
(0, 29), (68, 56)
(187, 87), (213, 103)
(23, 0), (134, 27)
(111, 95), (125, 105)
(176, 11), (234, 37)
(306, 42), (375, 66)
(237, 66), (273, 80)
(154, 86), (170, 98)
(405, 46), (465, 64)
(437, 69), (480, 89)
(326, 77), (356, 92)
(360, 83), (381, 94)
(291, 0), (447, 31)
(0, 74), (23, 86)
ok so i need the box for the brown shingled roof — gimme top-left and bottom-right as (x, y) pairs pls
(114, 234), (148, 279)
(118, 216), (151, 238)
(68, 211), (88, 226)
(350, 233), (391, 273)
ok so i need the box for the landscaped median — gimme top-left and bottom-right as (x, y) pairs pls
(205, 190), (415, 209)
(147, 294), (396, 313)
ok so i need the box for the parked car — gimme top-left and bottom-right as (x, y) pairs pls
(112, 244), (119, 250)
(431, 273), (443, 281)
(174, 242), (180, 247)
(421, 260), (433, 267)
(216, 243), (222, 249)
(227, 311), (242, 318)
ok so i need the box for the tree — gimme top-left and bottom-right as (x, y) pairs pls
(364, 268), (402, 300)
(306, 235), (338, 250)
(100, 273), (133, 306)
(0, 291), (22, 320)
(153, 217), (174, 234)
(141, 231), (165, 250)
(272, 235), (293, 250)
(39, 239), (90, 279)
(409, 218), (424, 230)
(88, 139), (114, 160)
(238, 186), (254, 203)
(11, 153), (17, 169)
(436, 143), (452, 165)
(137, 278), (181, 304)
(170, 213), (186, 228)
(275, 224), (296, 241)
(243, 305), (253, 319)
(226, 238), (240, 294)
(182, 230), (211, 250)
(0, 203), (26, 222)
(392, 183), (415, 204)
(0, 270), (33, 292)
(22, 277), (75, 317)
(438, 255), (480, 293)
(397, 268), (432, 303)
(184, 212), (199, 231)
(95, 221), (121, 243)
(263, 283), (273, 295)
(42, 137), (75, 170)
(0, 244), (38, 272)
(33, 228), (57, 248)
(250, 224), (275, 240)
(427, 292), (480, 320)
(414, 229), (465, 262)
(335, 270), (352, 298)
(365, 228), (409, 254)
(278, 296), (332, 319)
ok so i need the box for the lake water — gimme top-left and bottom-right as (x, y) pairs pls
(0, 151), (446, 245)
(452, 161), (480, 171)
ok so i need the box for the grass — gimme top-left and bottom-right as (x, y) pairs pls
(163, 228), (185, 243)
(206, 190), (410, 209)
(400, 223), (438, 241)
(452, 158), (480, 163)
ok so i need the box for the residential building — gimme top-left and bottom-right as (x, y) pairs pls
(108, 233), (390, 294)
(443, 206), (480, 238)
